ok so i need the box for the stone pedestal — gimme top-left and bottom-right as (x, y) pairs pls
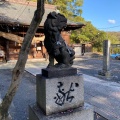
(29, 103), (93, 120)
(98, 70), (111, 78)
(29, 68), (94, 120)
(42, 67), (77, 78)
(36, 73), (84, 115)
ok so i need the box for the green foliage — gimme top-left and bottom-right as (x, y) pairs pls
(108, 32), (120, 54)
(71, 29), (89, 43)
(112, 48), (120, 54)
(107, 32), (120, 44)
(68, 0), (83, 16)
(46, 0), (83, 18)
(92, 31), (106, 52)
(70, 20), (109, 52)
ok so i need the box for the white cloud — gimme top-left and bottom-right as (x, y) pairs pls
(108, 19), (116, 24)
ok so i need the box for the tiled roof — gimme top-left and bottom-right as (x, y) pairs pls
(0, 1), (85, 28)
(0, 1), (55, 26)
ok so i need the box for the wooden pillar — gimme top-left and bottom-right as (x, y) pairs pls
(5, 40), (9, 61)
(82, 44), (85, 56)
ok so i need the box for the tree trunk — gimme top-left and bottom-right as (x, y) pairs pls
(0, 0), (45, 119)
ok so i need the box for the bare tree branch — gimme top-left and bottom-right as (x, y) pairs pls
(0, 0), (45, 119)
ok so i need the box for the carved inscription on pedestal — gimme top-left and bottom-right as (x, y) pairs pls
(54, 82), (79, 106)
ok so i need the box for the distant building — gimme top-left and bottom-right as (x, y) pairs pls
(73, 43), (92, 57)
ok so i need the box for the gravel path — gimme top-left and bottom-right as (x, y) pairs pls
(74, 58), (120, 82)
(0, 69), (36, 120)
(0, 58), (120, 120)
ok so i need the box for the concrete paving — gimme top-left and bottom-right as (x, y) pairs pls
(84, 74), (120, 120)
(0, 58), (120, 120)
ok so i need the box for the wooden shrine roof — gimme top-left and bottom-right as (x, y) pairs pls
(0, 0), (85, 30)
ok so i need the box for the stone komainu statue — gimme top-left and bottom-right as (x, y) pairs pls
(44, 12), (75, 68)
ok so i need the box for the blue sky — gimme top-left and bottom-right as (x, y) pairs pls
(81, 0), (120, 32)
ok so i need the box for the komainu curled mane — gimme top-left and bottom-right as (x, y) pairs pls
(44, 12), (75, 68)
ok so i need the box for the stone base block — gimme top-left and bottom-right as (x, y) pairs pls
(42, 67), (77, 78)
(98, 70), (111, 78)
(36, 74), (84, 115)
(29, 103), (94, 120)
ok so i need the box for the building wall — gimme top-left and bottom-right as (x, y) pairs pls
(85, 43), (92, 52)
(0, 37), (5, 50)
(0, 38), (45, 60)
(0, 34), (92, 61)
(8, 41), (44, 60)
(0, 30), (71, 61)
(61, 31), (70, 44)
